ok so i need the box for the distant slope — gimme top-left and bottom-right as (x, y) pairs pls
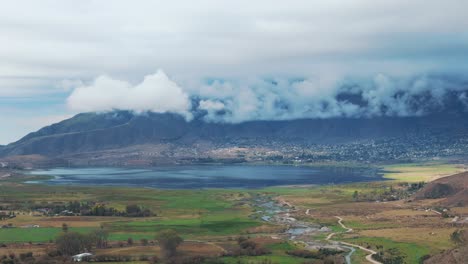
(1, 110), (468, 157)
(424, 230), (468, 264)
(415, 172), (468, 206)
(424, 245), (468, 264)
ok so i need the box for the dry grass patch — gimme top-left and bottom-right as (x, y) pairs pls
(278, 196), (332, 207)
(451, 207), (468, 215)
(96, 241), (224, 257)
(374, 209), (435, 217)
(245, 224), (284, 234)
(359, 227), (456, 250)
(383, 163), (465, 182)
(0, 244), (49, 256)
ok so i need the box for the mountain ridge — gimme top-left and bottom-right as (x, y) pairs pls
(2, 110), (468, 164)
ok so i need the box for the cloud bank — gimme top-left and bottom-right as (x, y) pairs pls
(67, 71), (468, 123)
(67, 70), (192, 119)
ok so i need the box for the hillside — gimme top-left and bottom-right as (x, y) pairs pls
(1, 111), (468, 164)
(415, 172), (468, 206)
(424, 230), (468, 264)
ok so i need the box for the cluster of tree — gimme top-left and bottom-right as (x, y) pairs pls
(406, 182), (425, 192)
(155, 229), (184, 259)
(0, 212), (15, 220)
(224, 237), (271, 257)
(125, 204), (152, 217)
(155, 255), (233, 264)
(55, 228), (109, 256)
(0, 252), (73, 264)
(86, 254), (142, 262)
(373, 248), (405, 264)
(30, 201), (153, 217)
(56, 232), (95, 256)
(450, 229), (467, 245)
(286, 248), (343, 260)
(54, 228), (184, 262)
(352, 182), (425, 202)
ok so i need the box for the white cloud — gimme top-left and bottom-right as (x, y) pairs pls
(0, 0), (467, 83)
(66, 70), (192, 119)
(199, 100), (225, 111)
(188, 73), (468, 122)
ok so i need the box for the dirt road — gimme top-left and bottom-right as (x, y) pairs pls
(326, 216), (382, 264)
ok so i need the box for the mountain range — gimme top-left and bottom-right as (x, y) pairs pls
(0, 108), (467, 155)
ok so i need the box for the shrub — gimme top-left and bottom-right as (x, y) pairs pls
(155, 229), (183, 259)
(56, 232), (94, 256)
(140, 238), (149, 246)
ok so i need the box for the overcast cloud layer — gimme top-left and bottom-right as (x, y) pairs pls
(1, 0), (468, 143)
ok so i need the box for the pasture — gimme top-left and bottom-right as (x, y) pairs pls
(0, 161), (464, 263)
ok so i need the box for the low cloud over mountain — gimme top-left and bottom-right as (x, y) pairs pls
(66, 71), (468, 123)
(67, 70), (192, 120)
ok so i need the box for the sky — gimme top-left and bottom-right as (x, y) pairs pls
(1, 0), (468, 144)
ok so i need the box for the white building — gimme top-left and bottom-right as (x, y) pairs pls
(71, 253), (92, 262)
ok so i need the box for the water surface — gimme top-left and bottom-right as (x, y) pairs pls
(29, 165), (381, 189)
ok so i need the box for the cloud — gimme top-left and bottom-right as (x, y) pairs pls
(189, 73), (468, 122)
(1, 0), (468, 83)
(66, 69), (468, 124)
(66, 70), (192, 119)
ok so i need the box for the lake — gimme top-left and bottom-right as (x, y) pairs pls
(28, 165), (382, 189)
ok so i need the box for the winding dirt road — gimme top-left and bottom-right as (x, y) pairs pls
(325, 215), (382, 264)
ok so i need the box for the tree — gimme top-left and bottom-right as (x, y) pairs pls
(55, 232), (93, 256)
(352, 190), (359, 201)
(140, 238), (149, 246)
(89, 228), (109, 248)
(155, 229), (183, 259)
(62, 223), (68, 233)
(451, 230), (466, 245)
(125, 204), (142, 216)
(125, 204), (152, 217)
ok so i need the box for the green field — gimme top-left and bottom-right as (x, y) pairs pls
(108, 211), (260, 237)
(0, 162), (462, 263)
(341, 236), (431, 264)
(0, 184), (261, 243)
(0, 227), (92, 243)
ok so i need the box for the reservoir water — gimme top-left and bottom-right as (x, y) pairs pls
(28, 165), (381, 189)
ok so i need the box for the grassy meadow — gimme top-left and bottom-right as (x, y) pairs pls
(0, 161), (465, 263)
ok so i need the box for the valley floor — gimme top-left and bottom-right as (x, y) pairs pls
(0, 162), (466, 264)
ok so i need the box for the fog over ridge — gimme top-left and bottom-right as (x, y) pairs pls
(67, 70), (468, 123)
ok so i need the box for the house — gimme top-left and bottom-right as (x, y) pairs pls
(23, 224), (40, 228)
(35, 208), (51, 216)
(60, 210), (75, 216)
(71, 253), (92, 262)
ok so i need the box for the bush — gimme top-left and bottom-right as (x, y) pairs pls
(91, 255), (134, 262)
(155, 229), (184, 259)
(228, 238), (271, 257)
(286, 249), (320, 258)
(140, 238), (149, 246)
(125, 204), (153, 217)
(19, 252), (33, 261)
(55, 232), (94, 256)
(149, 256), (160, 264)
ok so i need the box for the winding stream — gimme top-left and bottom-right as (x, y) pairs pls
(250, 195), (355, 264)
